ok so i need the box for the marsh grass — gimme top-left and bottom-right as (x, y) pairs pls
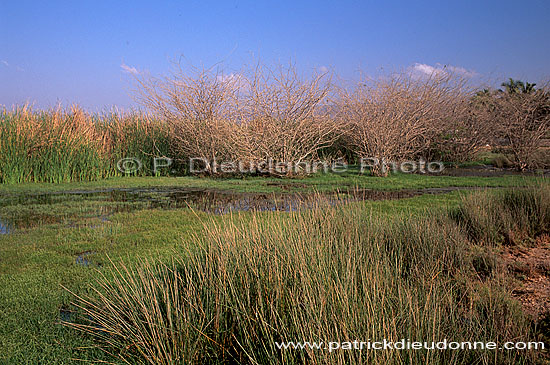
(0, 106), (106, 183)
(0, 106), (171, 183)
(450, 183), (550, 246)
(97, 111), (172, 176)
(65, 186), (550, 364)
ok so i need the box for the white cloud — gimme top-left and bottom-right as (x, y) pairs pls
(217, 73), (241, 82)
(120, 62), (138, 75)
(318, 65), (329, 74)
(445, 65), (477, 78)
(411, 63), (444, 77)
(409, 63), (477, 79)
(1, 59), (24, 72)
(217, 73), (247, 89)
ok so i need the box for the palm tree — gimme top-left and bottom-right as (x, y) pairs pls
(500, 78), (536, 94)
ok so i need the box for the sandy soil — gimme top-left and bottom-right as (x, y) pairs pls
(503, 235), (550, 320)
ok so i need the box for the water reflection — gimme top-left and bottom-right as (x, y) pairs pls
(0, 186), (471, 234)
(0, 219), (12, 234)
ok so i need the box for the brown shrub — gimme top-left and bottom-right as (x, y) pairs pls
(239, 62), (340, 176)
(132, 63), (246, 174)
(484, 86), (550, 170)
(337, 72), (472, 175)
(132, 61), (341, 176)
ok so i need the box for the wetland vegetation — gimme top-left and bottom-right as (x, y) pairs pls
(1, 63), (549, 364)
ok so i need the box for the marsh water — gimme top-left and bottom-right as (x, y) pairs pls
(0, 220), (11, 234)
(438, 165), (550, 177)
(6, 163), (545, 235)
(0, 185), (483, 235)
(2, 165), (547, 236)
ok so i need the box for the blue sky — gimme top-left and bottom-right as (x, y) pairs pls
(1, 0), (549, 110)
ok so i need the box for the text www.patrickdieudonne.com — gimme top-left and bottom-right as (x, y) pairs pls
(275, 339), (546, 352)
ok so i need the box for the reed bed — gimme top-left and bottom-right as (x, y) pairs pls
(0, 106), (171, 183)
(97, 111), (172, 176)
(66, 184), (550, 364)
(0, 105), (106, 183)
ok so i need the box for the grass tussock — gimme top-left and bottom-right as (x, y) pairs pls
(450, 183), (550, 246)
(66, 185), (550, 364)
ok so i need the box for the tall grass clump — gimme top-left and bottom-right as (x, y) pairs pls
(0, 106), (173, 183)
(97, 111), (172, 176)
(450, 182), (550, 245)
(66, 189), (546, 364)
(0, 105), (110, 183)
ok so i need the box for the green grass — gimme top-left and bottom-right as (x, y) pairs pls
(0, 191), (462, 363)
(0, 172), (544, 195)
(66, 184), (549, 364)
(0, 207), (208, 362)
(0, 179), (548, 363)
(455, 151), (504, 167)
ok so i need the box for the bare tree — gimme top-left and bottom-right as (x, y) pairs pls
(338, 72), (470, 175)
(487, 85), (550, 170)
(132, 62), (246, 174)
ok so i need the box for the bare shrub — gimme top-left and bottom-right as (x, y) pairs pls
(238, 63), (340, 176)
(338, 72), (471, 175)
(430, 89), (495, 165)
(132, 63), (246, 174)
(132, 61), (342, 176)
(483, 85), (550, 170)
(130, 61), (549, 175)
(435, 81), (550, 169)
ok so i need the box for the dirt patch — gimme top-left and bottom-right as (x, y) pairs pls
(503, 235), (550, 320)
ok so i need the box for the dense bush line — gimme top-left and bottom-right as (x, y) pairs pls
(1, 65), (549, 182)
